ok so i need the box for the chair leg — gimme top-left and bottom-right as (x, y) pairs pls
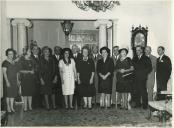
(147, 107), (152, 120)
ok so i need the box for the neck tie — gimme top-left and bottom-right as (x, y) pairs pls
(94, 55), (97, 60)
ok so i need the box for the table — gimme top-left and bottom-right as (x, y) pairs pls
(1, 111), (8, 126)
(148, 100), (172, 122)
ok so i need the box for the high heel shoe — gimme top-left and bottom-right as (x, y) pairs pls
(23, 109), (28, 112)
(7, 110), (12, 115)
(11, 110), (16, 114)
(65, 106), (69, 110)
(88, 106), (92, 110)
(82, 105), (87, 109)
(70, 106), (74, 110)
(29, 108), (33, 111)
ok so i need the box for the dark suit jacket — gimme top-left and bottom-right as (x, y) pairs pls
(89, 53), (102, 92)
(31, 54), (41, 84)
(132, 54), (152, 81)
(156, 55), (172, 88)
(90, 53), (102, 71)
(52, 55), (61, 86)
(72, 53), (82, 69)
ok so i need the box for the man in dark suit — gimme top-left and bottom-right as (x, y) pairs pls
(52, 46), (63, 108)
(132, 46), (152, 109)
(71, 44), (82, 109)
(31, 45), (42, 108)
(90, 45), (102, 106)
(156, 46), (172, 100)
(112, 46), (121, 108)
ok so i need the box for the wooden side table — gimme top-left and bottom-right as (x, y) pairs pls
(1, 111), (8, 126)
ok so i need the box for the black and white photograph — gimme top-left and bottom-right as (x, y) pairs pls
(0, 0), (173, 127)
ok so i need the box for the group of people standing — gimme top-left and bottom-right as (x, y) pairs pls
(2, 43), (172, 114)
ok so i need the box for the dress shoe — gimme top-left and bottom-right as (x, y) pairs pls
(83, 105), (87, 109)
(143, 106), (148, 109)
(46, 108), (50, 111)
(134, 104), (141, 108)
(100, 106), (105, 109)
(88, 107), (92, 110)
(53, 106), (57, 110)
(117, 104), (121, 107)
(70, 107), (74, 110)
(7, 111), (12, 115)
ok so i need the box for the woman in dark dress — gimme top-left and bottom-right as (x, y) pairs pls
(97, 47), (114, 108)
(77, 46), (95, 109)
(40, 46), (56, 110)
(115, 48), (134, 110)
(2, 48), (20, 113)
(19, 48), (35, 111)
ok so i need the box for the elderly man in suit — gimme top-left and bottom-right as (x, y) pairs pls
(112, 46), (121, 108)
(71, 44), (82, 109)
(52, 46), (62, 108)
(145, 46), (157, 101)
(156, 46), (172, 100)
(132, 46), (152, 109)
(90, 45), (102, 106)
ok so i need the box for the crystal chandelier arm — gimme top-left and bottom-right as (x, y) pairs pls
(72, 0), (120, 12)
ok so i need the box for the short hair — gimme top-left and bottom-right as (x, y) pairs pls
(72, 44), (78, 49)
(54, 46), (62, 51)
(5, 48), (15, 56)
(92, 45), (98, 49)
(82, 46), (89, 55)
(32, 45), (39, 50)
(42, 46), (50, 55)
(119, 48), (128, 54)
(100, 47), (110, 55)
(145, 46), (152, 52)
(158, 46), (165, 51)
(113, 46), (119, 49)
(136, 45), (143, 50)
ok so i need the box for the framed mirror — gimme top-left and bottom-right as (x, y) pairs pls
(131, 25), (148, 57)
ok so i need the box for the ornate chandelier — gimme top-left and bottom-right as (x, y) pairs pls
(72, 0), (120, 12)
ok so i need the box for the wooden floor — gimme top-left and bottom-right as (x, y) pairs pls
(6, 103), (171, 127)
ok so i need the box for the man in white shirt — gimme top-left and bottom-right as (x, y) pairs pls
(145, 46), (157, 101)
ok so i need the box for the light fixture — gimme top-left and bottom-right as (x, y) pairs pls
(61, 20), (74, 36)
(72, 0), (120, 12)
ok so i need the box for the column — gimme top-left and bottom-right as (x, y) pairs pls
(112, 19), (118, 47)
(12, 19), (32, 55)
(12, 25), (18, 50)
(94, 19), (112, 49)
(108, 27), (113, 54)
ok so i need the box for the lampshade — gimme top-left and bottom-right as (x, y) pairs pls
(61, 20), (74, 36)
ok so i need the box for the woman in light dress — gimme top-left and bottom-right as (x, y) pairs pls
(59, 48), (77, 109)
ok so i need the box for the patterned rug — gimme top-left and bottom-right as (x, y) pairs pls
(7, 105), (171, 127)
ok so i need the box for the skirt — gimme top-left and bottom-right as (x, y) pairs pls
(78, 83), (96, 97)
(98, 79), (112, 94)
